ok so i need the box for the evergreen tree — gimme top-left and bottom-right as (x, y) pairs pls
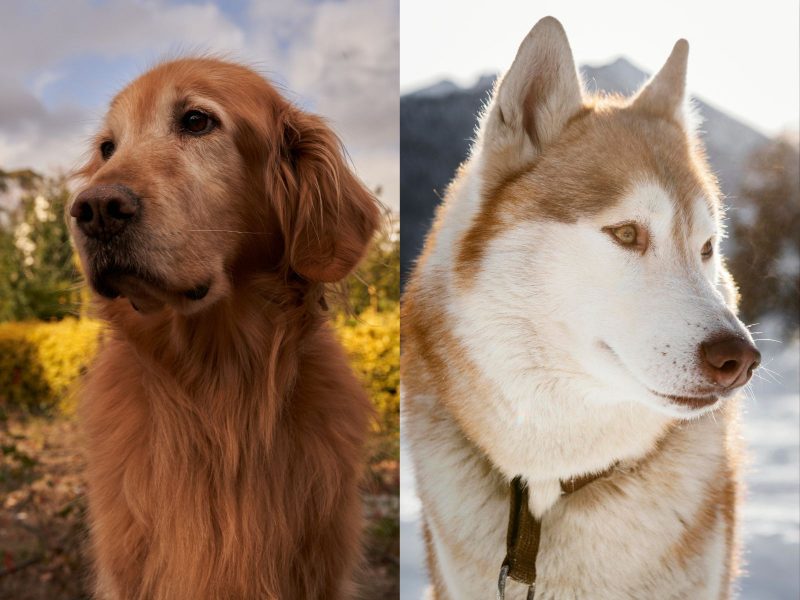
(728, 136), (800, 339)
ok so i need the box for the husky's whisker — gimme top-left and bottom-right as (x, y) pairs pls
(742, 383), (756, 404)
(759, 363), (781, 376)
(752, 371), (780, 386)
(756, 366), (782, 384)
(747, 383), (758, 403)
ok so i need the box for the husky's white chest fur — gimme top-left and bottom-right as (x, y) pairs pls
(402, 16), (759, 600)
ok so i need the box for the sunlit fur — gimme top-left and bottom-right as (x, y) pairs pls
(70, 58), (379, 599)
(403, 18), (755, 599)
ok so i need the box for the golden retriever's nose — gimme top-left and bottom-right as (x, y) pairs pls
(700, 336), (761, 389)
(71, 184), (140, 241)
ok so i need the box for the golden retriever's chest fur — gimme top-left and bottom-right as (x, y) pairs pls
(81, 321), (369, 600)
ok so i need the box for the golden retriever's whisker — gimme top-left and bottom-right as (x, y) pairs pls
(186, 229), (273, 235)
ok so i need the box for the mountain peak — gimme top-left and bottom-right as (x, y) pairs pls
(580, 57), (648, 96)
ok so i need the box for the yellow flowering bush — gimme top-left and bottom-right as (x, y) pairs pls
(335, 305), (400, 439)
(0, 307), (400, 440)
(0, 318), (102, 414)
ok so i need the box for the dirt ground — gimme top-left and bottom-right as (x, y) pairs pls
(0, 415), (398, 599)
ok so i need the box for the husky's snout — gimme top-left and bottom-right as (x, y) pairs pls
(699, 335), (760, 390)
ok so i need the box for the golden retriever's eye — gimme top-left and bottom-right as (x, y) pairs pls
(602, 222), (648, 253)
(100, 141), (115, 160)
(701, 238), (714, 260)
(181, 110), (215, 135)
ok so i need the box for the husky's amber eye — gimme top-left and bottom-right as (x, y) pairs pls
(701, 238), (714, 260)
(603, 223), (648, 253)
(614, 224), (636, 244)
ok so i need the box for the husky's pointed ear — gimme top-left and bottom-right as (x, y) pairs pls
(631, 39), (689, 124)
(482, 17), (584, 171)
(274, 110), (380, 283)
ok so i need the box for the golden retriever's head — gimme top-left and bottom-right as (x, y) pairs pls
(70, 58), (379, 315)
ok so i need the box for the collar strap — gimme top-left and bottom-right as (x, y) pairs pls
(501, 477), (541, 588)
(498, 468), (615, 599)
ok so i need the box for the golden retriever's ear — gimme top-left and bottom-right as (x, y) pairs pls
(275, 111), (379, 283)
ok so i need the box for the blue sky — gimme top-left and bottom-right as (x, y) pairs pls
(0, 0), (399, 210)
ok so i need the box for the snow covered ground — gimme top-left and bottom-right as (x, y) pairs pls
(738, 338), (800, 599)
(399, 339), (800, 599)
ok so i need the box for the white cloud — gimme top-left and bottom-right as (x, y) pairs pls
(0, 0), (245, 76)
(351, 148), (400, 214)
(0, 0), (398, 210)
(243, 0), (399, 209)
(0, 0), (245, 173)
(0, 82), (93, 173)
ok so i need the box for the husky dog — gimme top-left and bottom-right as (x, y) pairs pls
(402, 17), (760, 600)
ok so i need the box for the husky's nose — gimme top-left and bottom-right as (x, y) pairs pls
(700, 336), (761, 389)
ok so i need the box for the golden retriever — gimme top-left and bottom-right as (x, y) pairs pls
(68, 58), (379, 599)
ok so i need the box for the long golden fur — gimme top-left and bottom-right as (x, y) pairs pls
(69, 58), (379, 599)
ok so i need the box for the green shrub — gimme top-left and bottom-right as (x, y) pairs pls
(0, 175), (82, 322)
(344, 219), (400, 315)
(0, 318), (102, 414)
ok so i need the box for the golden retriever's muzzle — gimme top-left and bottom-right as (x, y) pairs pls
(71, 183), (203, 304)
(71, 181), (212, 307)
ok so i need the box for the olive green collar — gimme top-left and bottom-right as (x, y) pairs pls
(497, 469), (615, 600)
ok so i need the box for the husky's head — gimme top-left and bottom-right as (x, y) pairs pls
(453, 17), (759, 418)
